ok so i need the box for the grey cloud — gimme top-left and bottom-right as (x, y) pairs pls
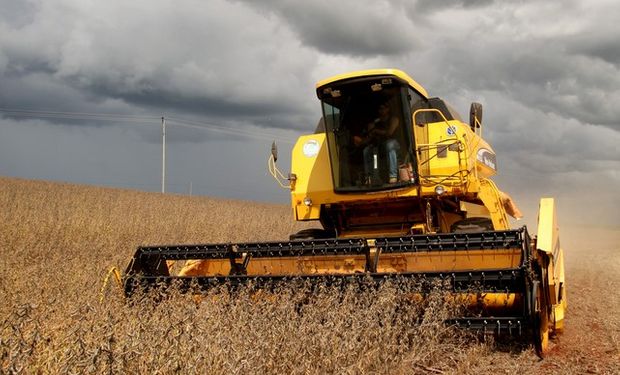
(415, 0), (495, 12)
(563, 1), (620, 66)
(0, 0), (320, 132)
(480, 94), (620, 163)
(237, 0), (419, 56)
(0, 0), (37, 28)
(108, 87), (317, 133)
(409, 7), (620, 132)
(1, 0), (619, 225)
(568, 34), (620, 67)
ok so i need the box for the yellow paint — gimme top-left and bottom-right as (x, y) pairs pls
(177, 248), (522, 277)
(537, 198), (559, 256)
(478, 179), (510, 230)
(536, 197), (566, 333)
(316, 68), (429, 98)
(290, 134), (333, 220)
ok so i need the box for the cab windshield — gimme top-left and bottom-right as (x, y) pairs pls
(319, 77), (421, 192)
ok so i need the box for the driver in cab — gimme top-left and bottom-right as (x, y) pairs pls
(353, 100), (401, 184)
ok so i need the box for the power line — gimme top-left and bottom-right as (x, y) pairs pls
(166, 116), (295, 143)
(0, 107), (297, 143)
(0, 108), (158, 122)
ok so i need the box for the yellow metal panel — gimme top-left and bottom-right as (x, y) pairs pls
(177, 248), (522, 277)
(536, 197), (567, 333)
(290, 134), (333, 220)
(459, 201), (491, 217)
(555, 247), (566, 292)
(553, 303), (565, 333)
(391, 248), (522, 273)
(450, 293), (521, 312)
(537, 198), (559, 257)
(397, 293), (521, 313)
(416, 120), (471, 188)
(295, 204), (321, 221)
(477, 179), (510, 230)
(315, 68), (429, 98)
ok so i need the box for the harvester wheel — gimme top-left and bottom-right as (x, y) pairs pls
(289, 228), (335, 241)
(532, 280), (550, 357)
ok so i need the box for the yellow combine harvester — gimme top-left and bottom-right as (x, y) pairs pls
(123, 69), (566, 356)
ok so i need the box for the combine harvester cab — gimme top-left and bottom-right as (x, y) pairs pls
(123, 69), (566, 356)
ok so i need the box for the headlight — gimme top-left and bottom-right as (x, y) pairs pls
(434, 185), (446, 195)
(303, 197), (313, 206)
(302, 140), (320, 158)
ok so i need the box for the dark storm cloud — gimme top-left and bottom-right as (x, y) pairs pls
(2, 66), (310, 134)
(89, 84), (297, 122)
(3, 0), (618, 136)
(415, 0), (495, 11)
(436, 42), (620, 130)
(0, 73), (133, 114)
(568, 34), (620, 67)
(403, 1), (620, 133)
(0, 0), (320, 133)
(455, 93), (620, 175)
(237, 0), (419, 56)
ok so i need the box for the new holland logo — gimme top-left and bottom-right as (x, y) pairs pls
(477, 148), (497, 170)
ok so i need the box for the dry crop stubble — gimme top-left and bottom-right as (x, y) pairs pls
(2, 176), (619, 374)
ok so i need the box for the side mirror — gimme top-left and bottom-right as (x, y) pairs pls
(271, 141), (278, 162)
(268, 141), (290, 189)
(469, 102), (483, 131)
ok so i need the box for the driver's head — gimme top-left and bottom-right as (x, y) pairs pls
(378, 99), (391, 118)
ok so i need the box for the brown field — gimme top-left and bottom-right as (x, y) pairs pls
(1, 176), (619, 374)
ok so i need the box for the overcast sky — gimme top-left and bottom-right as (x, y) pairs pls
(1, 0), (619, 230)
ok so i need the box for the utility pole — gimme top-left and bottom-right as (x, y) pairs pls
(161, 116), (166, 193)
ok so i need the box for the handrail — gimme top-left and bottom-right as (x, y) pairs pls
(412, 108), (454, 129)
(411, 108), (469, 188)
